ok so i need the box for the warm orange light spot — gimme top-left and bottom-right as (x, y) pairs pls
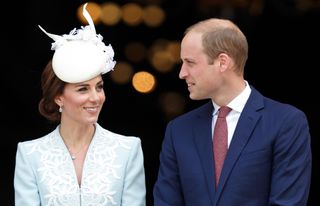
(110, 61), (134, 85)
(132, 71), (156, 93)
(122, 3), (143, 26)
(143, 5), (165, 27)
(101, 2), (122, 26)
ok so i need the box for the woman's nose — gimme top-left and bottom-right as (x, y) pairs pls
(89, 90), (100, 101)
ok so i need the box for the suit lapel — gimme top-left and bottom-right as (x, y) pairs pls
(193, 102), (216, 205)
(213, 87), (264, 205)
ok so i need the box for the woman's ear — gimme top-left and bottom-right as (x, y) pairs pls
(54, 95), (63, 107)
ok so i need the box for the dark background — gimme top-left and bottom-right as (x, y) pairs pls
(1, 0), (319, 205)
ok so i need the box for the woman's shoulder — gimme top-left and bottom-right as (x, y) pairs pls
(17, 127), (59, 149)
(97, 123), (139, 138)
(96, 124), (141, 144)
(94, 124), (143, 159)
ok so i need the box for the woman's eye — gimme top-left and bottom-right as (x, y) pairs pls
(77, 87), (88, 92)
(97, 84), (104, 91)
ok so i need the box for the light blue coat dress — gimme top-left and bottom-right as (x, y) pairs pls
(14, 123), (146, 206)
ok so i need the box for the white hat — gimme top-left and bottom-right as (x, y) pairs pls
(38, 3), (116, 83)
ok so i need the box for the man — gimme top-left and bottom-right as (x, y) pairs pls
(153, 18), (312, 206)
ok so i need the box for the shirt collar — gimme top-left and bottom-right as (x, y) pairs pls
(212, 80), (251, 115)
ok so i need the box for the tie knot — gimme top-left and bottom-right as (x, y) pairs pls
(218, 106), (232, 118)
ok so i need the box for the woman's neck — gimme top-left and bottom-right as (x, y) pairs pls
(59, 122), (96, 148)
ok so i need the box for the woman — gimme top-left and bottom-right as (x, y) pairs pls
(14, 3), (146, 206)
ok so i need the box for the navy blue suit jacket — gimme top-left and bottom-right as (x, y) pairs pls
(153, 87), (312, 206)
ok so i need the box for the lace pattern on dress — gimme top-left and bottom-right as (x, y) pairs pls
(24, 125), (133, 206)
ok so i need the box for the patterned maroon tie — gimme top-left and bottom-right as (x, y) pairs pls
(213, 106), (232, 187)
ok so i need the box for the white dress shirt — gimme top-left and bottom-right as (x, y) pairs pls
(212, 81), (251, 147)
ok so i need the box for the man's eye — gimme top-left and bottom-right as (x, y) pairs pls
(184, 60), (194, 65)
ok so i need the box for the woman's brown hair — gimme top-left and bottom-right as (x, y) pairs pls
(38, 60), (66, 122)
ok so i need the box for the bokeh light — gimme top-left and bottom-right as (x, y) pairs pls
(100, 2), (122, 26)
(132, 71), (156, 93)
(109, 61), (134, 85)
(122, 3), (144, 26)
(124, 42), (147, 63)
(143, 5), (166, 27)
(159, 91), (186, 120)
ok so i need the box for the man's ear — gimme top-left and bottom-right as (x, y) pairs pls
(217, 53), (230, 72)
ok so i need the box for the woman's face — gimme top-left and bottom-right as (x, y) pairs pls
(55, 75), (105, 125)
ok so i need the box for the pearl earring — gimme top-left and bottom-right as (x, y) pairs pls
(59, 106), (63, 113)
